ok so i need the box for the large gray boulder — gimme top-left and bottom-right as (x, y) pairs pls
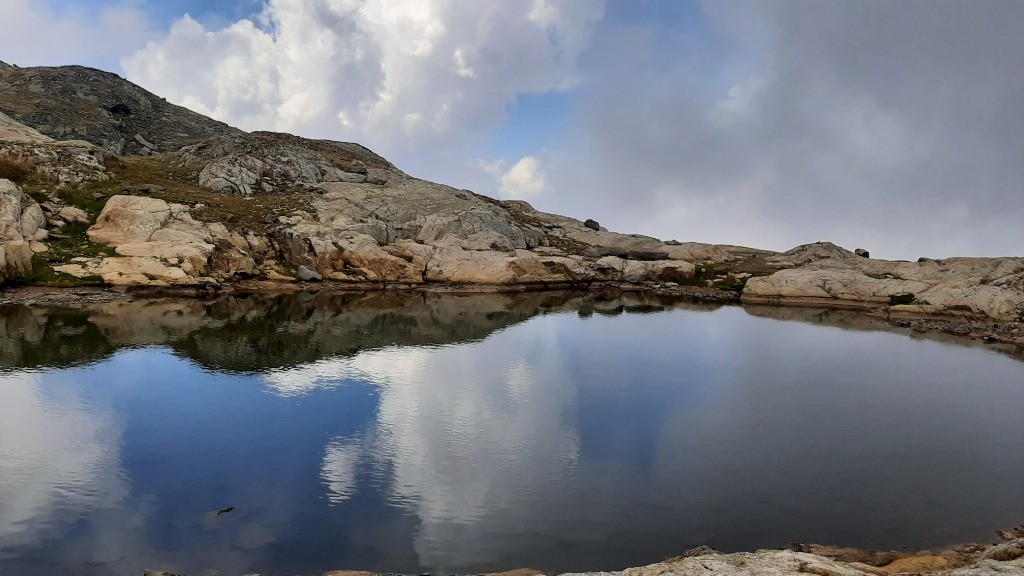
(178, 131), (401, 196)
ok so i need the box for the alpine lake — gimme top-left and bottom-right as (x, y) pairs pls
(1, 290), (1023, 576)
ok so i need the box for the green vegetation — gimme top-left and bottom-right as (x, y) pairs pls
(99, 155), (313, 229)
(24, 222), (113, 286)
(712, 276), (749, 293)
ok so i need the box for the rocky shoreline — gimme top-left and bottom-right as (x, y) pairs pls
(1, 63), (1022, 339)
(137, 528), (1024, 576)
(2, 280), (1022, 355)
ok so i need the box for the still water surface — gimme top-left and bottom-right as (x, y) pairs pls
(1, 291), (1023, 576)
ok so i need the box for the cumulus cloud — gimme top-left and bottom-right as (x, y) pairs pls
(482, 156), (549, 199)
(123, 0), (604, 161)
(548, 0), (1024, 259)
(32, 0), (1019, 259)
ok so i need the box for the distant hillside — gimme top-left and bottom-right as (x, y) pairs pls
(0, 64), (239, 155)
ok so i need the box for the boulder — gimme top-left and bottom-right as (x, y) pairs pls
(177, 132), (393, 196)
(0, 241), (33, 282)
(88, 195), (172, 244)
(57, 205), (90, 224)
(84, 194), (258, 282)
(584, 218), (600, 231)
(743, 243), (1024, 321)
(983, 539), (1024, 562)
(855, 248), (870, 258)
(54, 256), (197, 286)
(296, 265), (322, 281)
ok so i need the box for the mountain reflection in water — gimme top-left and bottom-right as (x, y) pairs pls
(1, 291), (1023, 576)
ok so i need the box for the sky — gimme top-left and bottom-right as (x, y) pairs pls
(1, 0), (1022, 260)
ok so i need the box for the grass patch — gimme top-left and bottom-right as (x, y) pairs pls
(712, 276), (749, 293)
(23, 221), (114, 286)
(95, 155), (313, 230)
(23, 260), (104, 287)
(23, 153), (315, 231)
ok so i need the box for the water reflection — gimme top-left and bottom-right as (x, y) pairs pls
(1, 293), (1023, 576)
(0, 372), (125, 548)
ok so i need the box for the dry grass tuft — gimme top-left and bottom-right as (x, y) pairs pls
(0, 155), (36, 182)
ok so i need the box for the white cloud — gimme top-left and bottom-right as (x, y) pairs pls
(0, 0), (152, 71)
(123, 0), (605, 158)
(497, 155), (548, 199)
(321, 436), (363, 504)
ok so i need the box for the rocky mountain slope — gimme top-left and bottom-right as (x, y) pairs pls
(0, 63), (238, 154)
(1, 63), (1023, 332)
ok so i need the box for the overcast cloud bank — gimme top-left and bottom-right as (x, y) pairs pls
(2, 0), (1021, 259)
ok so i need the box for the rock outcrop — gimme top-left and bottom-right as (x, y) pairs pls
(1, 62), (1022, 327)
(0, 64), (238, 155)
(0, 178), (47, 282)
(0, 110), (109, 185)
(558, 545), (1024, 576)
(55, 195), (261, 285)
(744, 242), (1024, 322)
(177, 131), (399, 195)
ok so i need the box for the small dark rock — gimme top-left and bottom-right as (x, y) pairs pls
(296, 265), (323, 282)
(584, 219), (600, 231)
(215, 506), (235, 516)
(122, 184), (166, 195)
(855, 248), (870, 258)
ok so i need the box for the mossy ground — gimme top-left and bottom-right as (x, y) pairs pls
(95, 155), (314, 230)
(23, 153), (314, 232)
(23, 222), (113, 286)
